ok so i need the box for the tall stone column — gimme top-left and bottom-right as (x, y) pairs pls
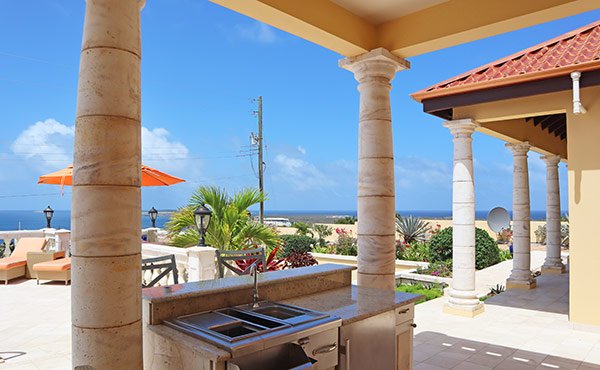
(443, 119), (484, 317)
(506, 142), (536, 289)
(541, 155), (566, 274)
(340, 48), (409, 290)
(71, 0), (145, 368)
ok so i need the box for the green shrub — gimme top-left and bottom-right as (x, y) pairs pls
(334, 216), (357, 225)
(313, 224), (333, 247)
(397, 241), (430, 262)
(280, 234), (315, 257)
(499, 249), (512, 261)
(336, 234), (358, 256)
(395, 283), (444, 304)
(429, 227), (453, 262)
(292, 222), (314, 237)
(429, 227), (501, 270)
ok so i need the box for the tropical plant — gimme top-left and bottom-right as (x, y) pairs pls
(334, 216), (357, 225)
(234, 246), (286, 273)
(489, 284), (505, 295)
(429, 227), (501, 270)
(313, 224), (333, 247)
(285, 251), (319, 269)
(280, 234), (315, 257)
(166, 186), (280, 250)
(293, 222), (314, 237)
(395, 214), (431, 244)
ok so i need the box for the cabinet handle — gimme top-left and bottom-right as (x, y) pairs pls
(411, 323), (417, 328)
(398, 308), (410, 314)
(312, 343), (337, 356)
(345, 339), (351, 370)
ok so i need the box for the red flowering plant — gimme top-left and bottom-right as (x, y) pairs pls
(234, 245), (286, 273)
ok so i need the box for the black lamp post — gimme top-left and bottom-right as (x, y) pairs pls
(148, 207), (158, 228)
(44, 205), (54, 228)
(194, 204), (212, 246)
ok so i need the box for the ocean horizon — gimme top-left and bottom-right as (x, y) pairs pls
(0, 209), (552, 231)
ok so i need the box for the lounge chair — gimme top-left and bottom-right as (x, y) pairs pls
(0, 237), (47, 284)
(33, 257), (71, 285)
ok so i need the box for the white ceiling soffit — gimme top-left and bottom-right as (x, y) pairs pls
(330, 0), (450, 25)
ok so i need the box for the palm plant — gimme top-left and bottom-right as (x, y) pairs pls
(166, 186), (281, 250)
(395, 214), (431, 244)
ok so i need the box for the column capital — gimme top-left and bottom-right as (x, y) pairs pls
(506, 141), (530, 156)
(339, 48), (409, 83)
(444, 119), (480, 137)
(541, 154), (561, 167)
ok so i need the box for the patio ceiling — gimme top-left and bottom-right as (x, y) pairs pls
(210, 0), (599, 58)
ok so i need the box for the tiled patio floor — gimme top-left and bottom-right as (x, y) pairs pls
(0, 278), (70, 370)
(2, 262), (599, 370)
(414, 272), (600, 370)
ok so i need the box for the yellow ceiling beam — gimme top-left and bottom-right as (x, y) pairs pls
(209, 0), (378, 56)
(379, 0), (600, 58)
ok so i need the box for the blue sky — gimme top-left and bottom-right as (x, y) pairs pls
(0, 2), (598, 212)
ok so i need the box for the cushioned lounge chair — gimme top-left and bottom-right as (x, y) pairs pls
(0, 237), (47, 284)
(33, 257), (71, 285)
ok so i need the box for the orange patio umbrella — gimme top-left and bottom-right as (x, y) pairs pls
(38, 164), (185, 188)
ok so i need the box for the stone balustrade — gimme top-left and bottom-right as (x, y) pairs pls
(141, 243), (216, 284)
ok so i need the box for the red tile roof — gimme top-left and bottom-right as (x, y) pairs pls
(412, 20), (600, 102)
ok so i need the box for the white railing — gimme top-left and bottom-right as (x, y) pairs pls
(141, 243), (217, 285)
(0, 229), (71, 257)
(141, 243), (189, 285)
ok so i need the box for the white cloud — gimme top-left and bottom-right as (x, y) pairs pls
(11, 118), (74, 169)
(395, 157), (451, 189)
(11, 119), (191, 174)
(297, 146), (306, 155)
(236, 21), (277, 43)
(141, 127), (191, 172)
(273, 154), (336, 191)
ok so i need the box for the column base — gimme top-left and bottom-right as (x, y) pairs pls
(506, 278), (537, 290)
(541, 264), (566, 275)
(443, 302), (485, 318)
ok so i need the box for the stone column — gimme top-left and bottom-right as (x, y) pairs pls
(71, 0), (145, 368)
(506, 142), (536, 289)
(187, 246), (217, 281)
(541, 155), (566, 274)
(443, 119), (484, 317)
(340, 48), (409, 290)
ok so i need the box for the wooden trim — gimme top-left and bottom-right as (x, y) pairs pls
(424, 69), (600, 116)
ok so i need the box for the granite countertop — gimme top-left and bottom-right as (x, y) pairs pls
(282, 285), (421, 325)
(142, 264), (355, 304)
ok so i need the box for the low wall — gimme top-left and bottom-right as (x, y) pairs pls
(278, 219), (556, 243)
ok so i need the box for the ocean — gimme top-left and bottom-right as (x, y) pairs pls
(0, 209), (549, 231)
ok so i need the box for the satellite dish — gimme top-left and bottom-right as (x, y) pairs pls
(487, 207), (510, 232)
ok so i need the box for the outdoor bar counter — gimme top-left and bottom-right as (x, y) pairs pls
(142, 264), (420, 370)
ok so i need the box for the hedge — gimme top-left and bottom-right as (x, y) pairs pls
(429, 227), (501, 270)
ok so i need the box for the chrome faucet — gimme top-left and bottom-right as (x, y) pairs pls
(249, 262), (260, 308)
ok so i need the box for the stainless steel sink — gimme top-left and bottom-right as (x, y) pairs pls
(164, 301), (340, 358)
(236, 301), (329, 326)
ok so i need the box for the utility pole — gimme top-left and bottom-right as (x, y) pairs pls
(257, 96), (265, 225)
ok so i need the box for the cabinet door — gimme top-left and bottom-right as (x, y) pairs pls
(338, 310), (396, 370)
(396, 321), (414, 370)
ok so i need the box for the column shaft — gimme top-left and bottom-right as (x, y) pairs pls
(340, 48), (408, 290)
(443, 119), (484, 317)
(506, 142), (536, 289)
(71, 0), (144, 368)
(542, 155), (565, 273)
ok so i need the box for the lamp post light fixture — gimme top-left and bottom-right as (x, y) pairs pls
(148, 207), (158, 228)
(194, 204), (212, 246)
(44, 205), (54, 229)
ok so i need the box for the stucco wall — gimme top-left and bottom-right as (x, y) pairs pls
(567, 85), (600, 327)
